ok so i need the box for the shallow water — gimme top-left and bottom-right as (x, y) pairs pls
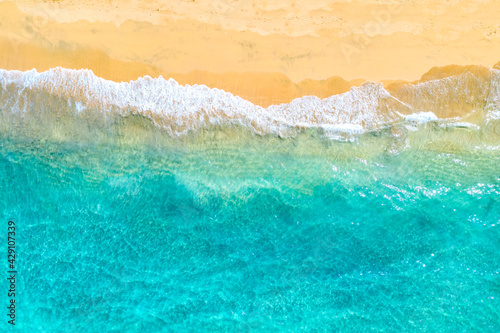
(1, 124), (499, 332)
(1, 68), (500, 331)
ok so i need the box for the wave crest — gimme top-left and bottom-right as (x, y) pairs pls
(1, 67), (499, 138)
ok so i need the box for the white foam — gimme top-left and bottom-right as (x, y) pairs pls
(438, 122), (479, 129)
(0, 68), (406, 137)
(486, 69), (500, 121)
(404, 112), (438, 123)
(0, 67), (498, 138)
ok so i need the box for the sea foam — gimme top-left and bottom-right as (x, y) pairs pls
(0, 67), (499, 138)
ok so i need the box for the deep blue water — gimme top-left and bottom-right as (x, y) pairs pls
(0, 133), (498, 332)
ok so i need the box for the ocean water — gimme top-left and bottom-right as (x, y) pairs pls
(0, 68), (499, 332)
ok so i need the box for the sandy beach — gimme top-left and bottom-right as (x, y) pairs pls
(1, 0), (500, 106)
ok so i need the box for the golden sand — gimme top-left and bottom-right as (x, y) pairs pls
(1, 0), (500, 106)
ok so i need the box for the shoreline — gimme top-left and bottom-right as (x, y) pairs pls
(1, 65), (499, 148)
(2, 1), (500, 107)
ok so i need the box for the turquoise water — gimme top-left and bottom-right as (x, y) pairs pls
(0, 67), (499, 331)
(1, 125), (499, 332)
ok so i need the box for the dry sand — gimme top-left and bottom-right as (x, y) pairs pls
(1, 0), (499, 106)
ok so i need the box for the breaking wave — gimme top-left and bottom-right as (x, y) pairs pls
(0, 66), (499, 140)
